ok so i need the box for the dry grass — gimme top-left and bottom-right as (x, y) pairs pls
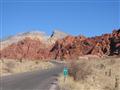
(58, 57), (120, 90)
(58, 74), (100, 90)
(0, 59), (54, 76)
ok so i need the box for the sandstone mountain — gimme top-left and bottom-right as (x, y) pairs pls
(0, 29), (120, 60)
(0, 30), (68, 60)
(0, 31), (49, 50)
(0, 30), (68, 50)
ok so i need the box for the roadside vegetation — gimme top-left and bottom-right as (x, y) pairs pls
(58, 56), (120, 90)
(0, 59), (54, 76)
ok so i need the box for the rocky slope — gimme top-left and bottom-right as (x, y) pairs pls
(50, 29), (120, 60)
(0, 30), (68, 60)
(0, 30), (68, 50)
(0, 37), (51, 60)
(0, 29), (120, 60)
(0, 31), (49, 50)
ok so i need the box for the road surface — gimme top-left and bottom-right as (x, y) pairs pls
(0, 62), (64, 90)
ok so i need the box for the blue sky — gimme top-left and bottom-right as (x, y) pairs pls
(0, 0), (120, 39)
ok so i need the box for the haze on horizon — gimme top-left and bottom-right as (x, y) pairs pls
(0, 0), (119, 39)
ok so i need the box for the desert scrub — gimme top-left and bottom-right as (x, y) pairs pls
(58, 57), (120, 90)
(58, 74), (100, 90)
(68, 60), (92, 81)
(0, 59), (54, 76)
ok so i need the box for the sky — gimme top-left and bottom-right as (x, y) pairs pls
(0, 0), (120, 39)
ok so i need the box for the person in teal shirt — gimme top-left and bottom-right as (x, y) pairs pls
(63, 67), (68, 82)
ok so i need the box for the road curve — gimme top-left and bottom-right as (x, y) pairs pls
(0, 63), (64, 90)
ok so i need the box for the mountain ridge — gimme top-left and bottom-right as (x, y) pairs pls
(0, 29), (120, 60)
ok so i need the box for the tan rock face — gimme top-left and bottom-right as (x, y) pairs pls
(49, 30), (68, 44)
(0, 29), (120, 60)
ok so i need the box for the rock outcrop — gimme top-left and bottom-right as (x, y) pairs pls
(0, 31), (49, 50)
(0, 29), (120, 60)
(0, 37), (51, 60)
(50, 29), (120, 59)
(0, 30), (68, 60)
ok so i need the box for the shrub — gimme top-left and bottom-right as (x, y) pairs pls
(68, 60), (92, 81)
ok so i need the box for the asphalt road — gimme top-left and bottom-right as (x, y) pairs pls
(0, 62), (64, 90)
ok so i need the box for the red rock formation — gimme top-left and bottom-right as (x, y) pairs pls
(0, 37), (52, 60)
(0, 29), (120, 60)
(50, 35), (93, 60)
(50, 29), (120, 59)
